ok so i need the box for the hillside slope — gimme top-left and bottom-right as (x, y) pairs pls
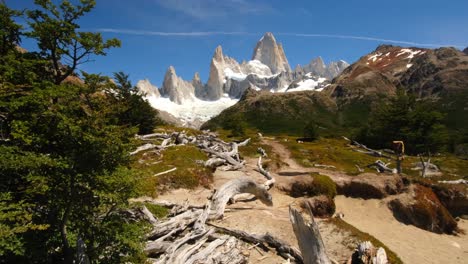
(203, 45), (468, 140)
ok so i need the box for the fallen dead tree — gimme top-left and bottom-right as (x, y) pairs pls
(131, 130), (251, 171)
(140, 177), (294, 264)
(438, 179), (468, 185)
(343, 137), (392, 159)
(367, 160), (396, 174)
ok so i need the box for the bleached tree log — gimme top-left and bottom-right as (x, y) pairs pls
(140, 205), (159, 225)
(351, 140), (392, 159)
(438, 179), (468, 184)
(209, 178), (273, 220)
(367, 160), (396, 173)
(289, 206), (331, 264)
(184, 236), (229, 264)
(130, 143), (158, 155)
(348, 241), (388, 264)
(207, 223), (303, 263)
(237, 138), (251, 147)
(153, 167), (177, 177)
(314, 164), (336, 169)
(256, 156), (275, 189)
(257, 147), (267, 157)
(136, 133), (170, 140)
(204, 158), (226, 168)
(202, 148), (244, 170)
(146, 209), (201, 240)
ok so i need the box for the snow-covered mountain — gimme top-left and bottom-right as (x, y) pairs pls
(136, 32), (349, 127)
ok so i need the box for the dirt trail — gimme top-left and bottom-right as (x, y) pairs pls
(154, 137), (468, 263)
(335, 196), (468, 264)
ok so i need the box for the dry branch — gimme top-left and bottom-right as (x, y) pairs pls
(207, 223), (303, 262)
(256, 156), (275, 189)
(153, 167), (177, 177)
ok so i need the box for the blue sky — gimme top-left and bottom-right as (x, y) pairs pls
(8, 0), (468, 86)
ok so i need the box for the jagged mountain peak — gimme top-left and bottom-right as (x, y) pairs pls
(213, 45), (224, 61)
(136, 79), (160, 98)
(166, 65), (177, 75)
(193, 72), (201, 81)
(161, 65), (196, 104)
(252, 32), (291, 74)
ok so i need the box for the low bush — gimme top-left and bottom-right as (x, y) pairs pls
(290, 174), (337, 198)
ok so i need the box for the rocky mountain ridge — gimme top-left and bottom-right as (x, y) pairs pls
(203, 44), (468, 136)
(136, 32), (349, 127)
(137, 32), (349, 102)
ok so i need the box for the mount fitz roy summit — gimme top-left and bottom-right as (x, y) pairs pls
(137, 32), (349, 127)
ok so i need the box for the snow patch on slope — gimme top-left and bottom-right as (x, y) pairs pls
(397, 48), (425, 59)
(287, 76), (327, 92)
(146, 94), (238, 127)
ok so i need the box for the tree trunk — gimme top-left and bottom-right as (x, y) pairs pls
(289, 206), (331, 264)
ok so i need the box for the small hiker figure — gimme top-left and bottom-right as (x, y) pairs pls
(392, 141), (405, 174)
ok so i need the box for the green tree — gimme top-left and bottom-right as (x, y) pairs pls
(357, 89), (448, 154)
(0, 2), (153, 263)
(113, 71), (161, 134)
(0, 3), (22, 56)
(26, 0), (121, 84)
(303, 121), (319, 140)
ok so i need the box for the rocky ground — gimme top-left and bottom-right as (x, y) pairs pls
(144, 137), (468, 263)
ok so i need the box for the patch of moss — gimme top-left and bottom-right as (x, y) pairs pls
(290, 173), (337, 198)
(329, 218), (403, 264)
(144, 203), (169, 219)
(132, 145), (213, 195)
(312, 174), (337, 198)
(281, 137), (378, 175)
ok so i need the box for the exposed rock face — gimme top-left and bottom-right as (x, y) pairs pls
(161, 66), (195, 104)
(302, 57), (349, 80)
(463, 47), (468, 55)
(204, 46), (244, 100)
(192, 72), (204, 98)
(136, 79), (160, 98)
(326, 45), (468, 100)
(252, 32), (291, 74)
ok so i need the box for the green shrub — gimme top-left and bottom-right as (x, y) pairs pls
(311, 174), (337, 198)
(289, 174), (337, 198)
(303, 122), (319, 140)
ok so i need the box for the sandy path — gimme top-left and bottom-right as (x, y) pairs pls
(335, 195), (468, 264)
(156, 155), (356, 263)
(153, 137), (468, 263)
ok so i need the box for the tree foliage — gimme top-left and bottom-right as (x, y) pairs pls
(356, 89), (448, 154)
(0, 2), (157, 263)
(303, 121), (319, 140)
(27, 0), (121, 84)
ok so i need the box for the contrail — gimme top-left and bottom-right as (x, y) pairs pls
(276, 33), (464, 48)
(95, 28), (255, 36)
(94, 28), (465, 48)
